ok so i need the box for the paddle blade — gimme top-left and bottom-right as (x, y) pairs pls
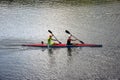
(80, 41), (84, 44)
(59, 42), (62, 44)
(65, 30), (70, 34)
(48, 30), (52, 34)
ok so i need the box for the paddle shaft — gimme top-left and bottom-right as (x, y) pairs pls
(48, 30), (61, 44)
(71, 35), (84, 43)
(65, 30), (84, 44)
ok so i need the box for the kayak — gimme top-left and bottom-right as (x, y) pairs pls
(22, 43), (102, 48)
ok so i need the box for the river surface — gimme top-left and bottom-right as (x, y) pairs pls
(0, 2), (120, 80)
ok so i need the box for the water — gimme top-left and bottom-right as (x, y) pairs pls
(0, 2), (120, 80)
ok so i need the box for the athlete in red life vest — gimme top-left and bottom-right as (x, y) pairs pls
(67, 35), (77, 45)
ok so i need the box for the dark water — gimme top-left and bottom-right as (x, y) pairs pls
(0, 2), (120, 80)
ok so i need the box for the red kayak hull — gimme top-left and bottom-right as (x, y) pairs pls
(22, 43), (102, 48)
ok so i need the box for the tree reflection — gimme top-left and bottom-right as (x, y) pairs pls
(1, 0), (119, 5)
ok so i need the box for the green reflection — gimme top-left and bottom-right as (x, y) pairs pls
(0, 0), (120, 5)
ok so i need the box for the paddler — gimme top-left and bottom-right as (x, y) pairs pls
(48, 34), (58, 45)
(67, 35), (77, 45)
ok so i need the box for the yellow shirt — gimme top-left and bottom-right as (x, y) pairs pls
(48, 37), (54, 45)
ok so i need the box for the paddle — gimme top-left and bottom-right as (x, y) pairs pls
(65, 30), (84, 44)
(48, 30), (62, 44)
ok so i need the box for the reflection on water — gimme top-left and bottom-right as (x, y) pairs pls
(0, 0), (120, 6)
(67, 48), (72, 56)
(48, 48), (53, 54)
(0, 1), (120, 80)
